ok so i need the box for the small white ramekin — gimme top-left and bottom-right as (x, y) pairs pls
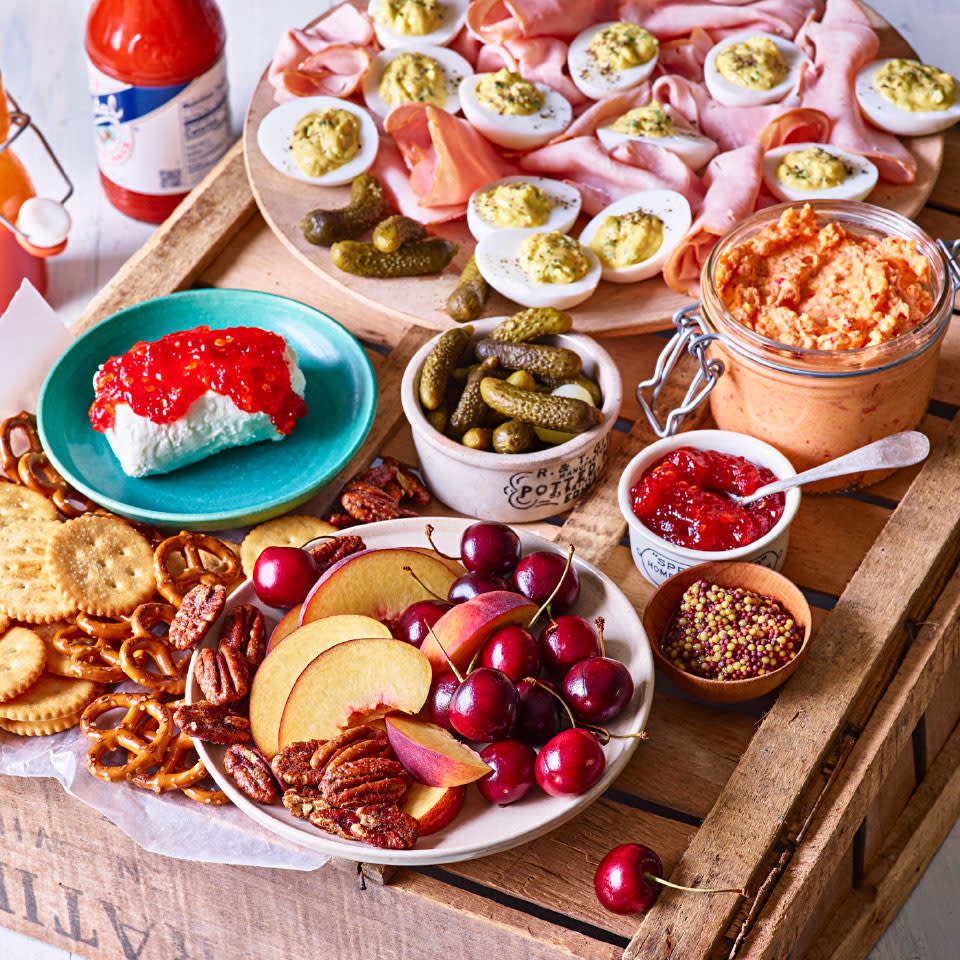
(617, 429), (801, 586)
(401, 318), (622, 522)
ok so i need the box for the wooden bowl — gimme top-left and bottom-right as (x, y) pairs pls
(642, 561), (812, 703)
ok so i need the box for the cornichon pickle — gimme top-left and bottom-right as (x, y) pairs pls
(490, 307), (573, 343)
(462, 427), (492, 450)
(448, 357), (499, 438)
(373, 215), (427, 252)
(474, 339), (581, 379)
(541, 373), (603, 407)
(426, 403), (448, 433)
(419, 325), (473, 411)
(492, 419), (536, 454)
(506, 369), (537, 391)
(446, 254), (489, 323)
(299, 173), (386, 246)
(331, 237), (457, 278)
(479, 378), (604, 434)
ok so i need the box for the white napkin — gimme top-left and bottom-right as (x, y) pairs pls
(0, 284), (328, 871)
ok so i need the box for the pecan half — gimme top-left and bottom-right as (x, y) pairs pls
(272, 739), (327, 787)
(224, 745), (280, 804)
(351, 804), (419, 849)
(362, 462), (398, 488)
(309, 724), (388, 773)
(341, 481), (413, 523)
(306, 535), (366, 576)
(322, 512), (359, 529)
(194, 646), (249, 705)
(320, 757), (410, 809)
(173, 701), (250, 744)
(282, 786), (325, 819)
(382, 457), (431, 506)
(218, 604), (266, 670)
(168, 583), (226, 651)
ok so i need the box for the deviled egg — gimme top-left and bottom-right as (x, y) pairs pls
(467, 175), (582, 242)
(257, 96), (379, 186)
(596, 101), (718, 170)
(855, 58), (960, 136)
(363, 45), (473, 118)
(459, 69), (573, 150)
(703, 32), (804, 107)
(567, 21), (660, 100)
(578, 190), (691, 284)
(475, 230), (602, 310)
(368, 0), (469, 49)
(762, 143), (879, 203)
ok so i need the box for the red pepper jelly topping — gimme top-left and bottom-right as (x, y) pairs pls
(89, 326), (307, 434)
(630, 447), (785, 551)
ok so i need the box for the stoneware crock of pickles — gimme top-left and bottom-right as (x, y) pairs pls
(400, 315), (622, 522)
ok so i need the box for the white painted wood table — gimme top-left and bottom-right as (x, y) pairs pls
(1, 1), (958, 957)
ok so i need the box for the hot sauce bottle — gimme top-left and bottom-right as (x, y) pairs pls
(85, 0), (231, 222)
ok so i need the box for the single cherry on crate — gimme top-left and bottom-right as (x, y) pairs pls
(478, 739), (536, 805)
(562, 618), (634, 723)
(514, 678), (563, 746)
(449, 667), (518, 742)
(478, 624), (541, 682)
(252, 546), (318, 608)
(540, 615), (601, 674)
(514, 551), (580, 612)
(397, 599), (451, 647)
(448, 571), (510, 604)
(594, 843), (745, 915)
(460, 521), (521, 576)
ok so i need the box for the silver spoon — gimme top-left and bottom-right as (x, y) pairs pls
(736, 430), (931, 506)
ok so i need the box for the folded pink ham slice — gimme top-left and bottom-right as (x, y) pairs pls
(794, 0), (916, 183)
(616, 0), (824, 40)
(370, 138), (468, 224)
(663, 143), (763, 296)
(269, 4), (375, 103)
(550, 85), (652, 143)
(656, 28), (715, 83)
(467, 0), (617, 44)
(477, 37), (587, 106)
(519, 136), (705, 215)
(385, 104), (517, 209)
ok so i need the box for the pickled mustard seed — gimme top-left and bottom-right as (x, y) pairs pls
(662, 580), (801, 680)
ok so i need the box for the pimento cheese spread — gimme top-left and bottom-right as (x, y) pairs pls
(715, 204), (933, 350)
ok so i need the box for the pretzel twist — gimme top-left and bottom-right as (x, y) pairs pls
(119, 636), (189, 696)
(81, 693), (174, 782)
(0, 411), (42, 481)
(53, 624), (125, 683)
(130, 732), (208, 794)
(154, 532), (243, 606)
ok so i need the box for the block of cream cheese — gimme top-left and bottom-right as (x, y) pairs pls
(89, 326), (308, 477)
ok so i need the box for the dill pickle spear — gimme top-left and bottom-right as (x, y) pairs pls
(480, 378), (604, 434)
(299, 173), (386, 246)
(490, 307), (573, 342)
(474, 339), (581, 379)
(492, 419), (536, 454)
(446, 255), (489, 323)
(419, 326), (473, 411)
(331, 238), (457, 278)
(448, 357), (498, 438)
(373, 215), (427, 252)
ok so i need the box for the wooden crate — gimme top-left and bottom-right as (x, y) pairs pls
(1, 129), (959, 960)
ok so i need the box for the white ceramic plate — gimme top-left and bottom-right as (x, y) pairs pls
(188, 516), (654, 865)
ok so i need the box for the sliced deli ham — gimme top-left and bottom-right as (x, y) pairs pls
(385, 104), (517, 209)
(656, 28), (716, 83)
(467, 0), (617, 44)
(550, 85), (652, 143)
(370, 138), (468, 224)
(519, 136), (704, 215)
(794, 0), (916, 183)
(663, 143), (763, 296)
(477, 37), (587, 106)
(616, 0), (824, 40)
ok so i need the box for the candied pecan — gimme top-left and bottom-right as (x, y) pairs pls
(168, 583), (226, 650)
(323, 512), (358, 529)
(309, 724), (388, 773)
(224, 745), (280, 804)
(307, 801), (361, 841)
(351, 804), (419, 849)
(194, 646), (249, 705)
(306, 535), (366, 576)
(382, 457), (431, 506)
(282, 786), (326, 820)
(218, 604), (266, 670)
(320, 757), (410, 809)
(361, 462), (398, 488)
(173, 701), (250, 745)
(272, 739), (327, 787)
(341, 481), (418, 523)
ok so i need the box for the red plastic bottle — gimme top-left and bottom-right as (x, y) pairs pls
(85, 0), (230, 222)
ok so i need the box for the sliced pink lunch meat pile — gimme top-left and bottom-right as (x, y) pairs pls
(616, 0), (824, 40)
(477, 36), (587, 106)
(466, 0), (617, 44)
(550, 85), (653, 143)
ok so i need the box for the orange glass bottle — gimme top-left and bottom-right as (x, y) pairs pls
(0, 75), (46, 313)
(85, 0), (230, 222)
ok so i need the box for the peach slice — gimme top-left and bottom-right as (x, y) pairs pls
(401, 782), (467, 836)
(419, 590), (538, 677)
(299, 548), (458, 627)
(385, 715), (491, 787)
(279, 637), (432, 748)
(267, 603), (302, 652)
(249, 614), (392, 758)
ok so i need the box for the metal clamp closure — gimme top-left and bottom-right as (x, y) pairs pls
(936, 238), (960, 291)
(636, 303), (724, 438)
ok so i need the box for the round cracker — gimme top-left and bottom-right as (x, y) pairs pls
(0, 708), (82, 736)
(0, 673), (101, 721)
(0, 483), (58, 525)
(241, 516), (337, 577)
(0, 626), (46, 701)
(0, 521), (77, 623)
(47, 516), (155, 617)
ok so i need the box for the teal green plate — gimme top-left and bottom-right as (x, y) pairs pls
(38, 290), (377, 530)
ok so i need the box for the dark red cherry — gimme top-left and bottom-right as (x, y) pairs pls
(563, 657), (634, 723)
(478, 624), (540, 683)
(477, 739), (536, 805)
(396, 599), (451, 647)
(539, 615), (601, 674)
(534, 727), (605, 796)
(513, 551), (580, 611)
(447, 571), (510, 604)
(594, 844), (663, 915)
(513, 678), (563, 746)
(252, 546), (317, 608)
(425, 673), (460, 732)
(449, 667), (518, 742)
(460, 522), (521, 576)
